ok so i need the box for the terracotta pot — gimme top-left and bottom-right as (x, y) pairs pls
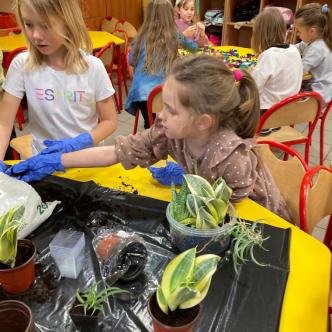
(0, 239), (36, 294)
(69, 299), (99, 332)
(0, 300), (35, 332)
(148, 292), (201, 332)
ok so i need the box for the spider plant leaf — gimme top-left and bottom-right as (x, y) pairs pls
(191, 254), (220, 292)
(167, 286), (198, 311)
(160, 248), (196, 297)
(184, 174), (215, 198)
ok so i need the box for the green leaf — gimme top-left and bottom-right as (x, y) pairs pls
(156, 287), (168, 314)
(213, 177), (232, 201)
(167, 286), (198, 311)
(184, 174), (215, 198)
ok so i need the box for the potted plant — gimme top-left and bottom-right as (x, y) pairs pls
(0, 205), (36, 293)
(0, 300), (35, 331)
(148, 247), (220, 332)
(69, 281), (128, 331)
(167, 174), (266, 264)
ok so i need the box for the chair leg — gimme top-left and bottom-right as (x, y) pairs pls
(323, 215), (332, 250)
(133, 110), (139, 135)
(304, 143), (310, 165)
(320, 116), (326, 165)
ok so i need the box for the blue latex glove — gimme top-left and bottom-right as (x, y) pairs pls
(0, 160), (9, 173)
(5, 152), (64, 182)
(148, 161), (185, 186)
(41, 132), (93, 154)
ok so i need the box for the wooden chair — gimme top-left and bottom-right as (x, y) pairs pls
(10, 133), (32, 160)
(100, 16), (119, 33)
(257, 140), (308, 226)
(319, 100), (332, 165)
(299, 165), (332, 248)
(133, 84), (163, 135)
(256, 91), (324, 165)
(114, 19), (137, 42)
(94, 41), (120, 113)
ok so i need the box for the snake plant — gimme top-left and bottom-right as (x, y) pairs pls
(0, 205), (25, 268)
(170, 174), (232, 229)
(156, 247), (220, 314)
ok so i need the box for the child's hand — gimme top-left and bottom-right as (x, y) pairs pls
(182, 25), (196, 39)
(196, 22), (205, 33)
(148, 161), (185, 186)
(41, 132), (93, 154)
(5, 152), (64, 182)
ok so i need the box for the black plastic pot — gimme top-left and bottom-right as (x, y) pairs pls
(69, 300), (99, 332)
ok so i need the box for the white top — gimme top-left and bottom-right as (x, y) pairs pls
(4, 52), (115, 154)
(295, 39), (332, 104)
(251, 45), (303, 109)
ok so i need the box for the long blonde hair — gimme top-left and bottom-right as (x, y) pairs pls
(132, 0), (179, 75)
(170, 55), (260, 138)
(251, 8), (286, 54)
(16, 0), (92, 74)
(295, 3), (332, 51)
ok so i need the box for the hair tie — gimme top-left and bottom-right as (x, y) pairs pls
(233, 70), (243, 82)
(322, 4), (329, 13)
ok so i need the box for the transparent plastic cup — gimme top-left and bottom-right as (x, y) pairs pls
(49, 230), (85, 279)
(166, 203), (234, 255)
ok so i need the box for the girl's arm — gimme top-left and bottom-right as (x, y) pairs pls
(90, 95), (117, 144)
(0, 92), (22, 160)
(62, 145), (119, 168)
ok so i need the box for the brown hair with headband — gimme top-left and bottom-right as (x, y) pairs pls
(169, 55), (260, 138)
(295, 3), (332, 51)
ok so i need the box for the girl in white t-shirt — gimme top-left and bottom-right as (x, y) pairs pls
(251, 7), (303, 135)
(0, 0), (117, 168)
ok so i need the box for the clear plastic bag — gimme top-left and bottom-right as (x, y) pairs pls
(93, 230), (148, 286)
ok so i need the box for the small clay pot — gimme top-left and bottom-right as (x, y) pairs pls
(148, 292), (201, 332)
(0, 239), (36, 294)
(69, 300), (99, 332)
(0, 300), (35, 332)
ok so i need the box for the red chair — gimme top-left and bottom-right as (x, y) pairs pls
(256, 91), (324, 164)
(132, 84), (163, 134)
(94, 41), (120, 113)
(299, 165), (332, 248)
(257, 140), (308, 226)
(3, 46), (28, 131)
(100, 16), (119, 33)
(319, 100), (332, 165)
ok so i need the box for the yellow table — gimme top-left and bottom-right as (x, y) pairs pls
(0, 31), (125, 109)
(53, 163), (331, 332)
(213, 45), (255, 56)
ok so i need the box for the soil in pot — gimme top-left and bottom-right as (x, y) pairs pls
(148, 292), (200, 332)
(0, 299), (34, 332)
(69, 299), (99, 332)
(0, 240), (36, 294)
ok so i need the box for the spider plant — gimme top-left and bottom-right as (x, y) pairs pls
(0, 205), (25, 268)
(75, 281), (128, 316)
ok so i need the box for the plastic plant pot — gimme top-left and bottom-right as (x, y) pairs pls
(148, 292), (201, 332)
(0, 299), (35, 332)
(0, 239), (36, 294)
(69, 299), (99, 332)
(166, 204), (232, 255)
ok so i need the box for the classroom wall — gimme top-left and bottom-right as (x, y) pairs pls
(0, 0), (14, 13)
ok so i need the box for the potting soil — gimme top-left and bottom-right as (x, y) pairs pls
(0, 176), (290, 332)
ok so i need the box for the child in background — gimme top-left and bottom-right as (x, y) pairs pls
(251, 8), (303, 135)
(126, 0), (197, 129)
(7, 55), (292, 222)
(0, 0), (117, 163)
(294, 3), (332, 105)
(175, 0), (209, 47)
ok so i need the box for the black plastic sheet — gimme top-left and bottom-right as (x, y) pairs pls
(0, 176), (290, 331)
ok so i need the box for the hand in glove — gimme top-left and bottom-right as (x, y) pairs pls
(148, 161), (185, 186)
(0, 160), (9, 173)
(41, 132), (93, 154)
(5, 152), (64, 182)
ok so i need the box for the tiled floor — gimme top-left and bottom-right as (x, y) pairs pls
(14, 89), (332, 243)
